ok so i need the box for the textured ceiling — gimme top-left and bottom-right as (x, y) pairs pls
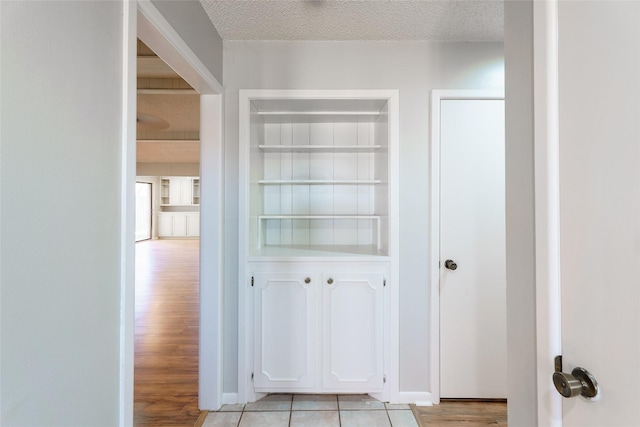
(136, 2), (504, 165)
(200, 0), (503, 41)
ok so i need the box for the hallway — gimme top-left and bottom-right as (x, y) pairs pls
(135, 239), (201, 426)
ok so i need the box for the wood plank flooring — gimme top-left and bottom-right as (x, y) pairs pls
(412, 400), (507, 427)
(135, 239), (201, 427)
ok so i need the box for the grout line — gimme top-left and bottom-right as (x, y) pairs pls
(385, 408), (393, 427)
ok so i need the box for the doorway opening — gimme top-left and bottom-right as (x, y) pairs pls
(133, 38), (203, 426)
(123, 3), (225, 422)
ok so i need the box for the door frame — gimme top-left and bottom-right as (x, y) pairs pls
(120, 1), (225, 424)
(135, 181), (153, 241)
(532, 0), (562, 424)
(429, 90), (504, 404)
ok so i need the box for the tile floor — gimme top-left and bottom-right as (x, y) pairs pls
(203, 394), (418, 427)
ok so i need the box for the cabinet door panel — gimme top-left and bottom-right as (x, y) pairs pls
(254, 272), (316, 390)
(186, 213), (200, 237)
(169, 178), (182, 205)
(172, 214), (187, 236)
(322, 272), (384, 391)
(158, 213), (172, 237)
(180, 178), (193, 205)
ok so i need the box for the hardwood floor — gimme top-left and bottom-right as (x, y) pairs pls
(135, 239), (201, 427)
(411, 400), (507, 427)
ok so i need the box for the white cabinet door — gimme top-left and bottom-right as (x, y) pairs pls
(322, 272), (384, 391)
(157, 213), (173, 237)
(172, 214), (187, 236)
(169, 178), (183, 205)
(167, 177), (195, 205)
(254, 272), (316, 390)
(180, 178), (193, 205)
(186, 213), (200, 237)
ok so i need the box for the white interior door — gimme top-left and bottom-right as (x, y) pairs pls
(439, 98), (506, 399)
(554, 2), (640, 425)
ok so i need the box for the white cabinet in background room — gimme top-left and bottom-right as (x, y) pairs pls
(240, 90), (399, 401)
(161, 177), (199, 206)
(158, 213), (173, 237)
(158, 212), (200, 237)
(185, 213), (200, 237)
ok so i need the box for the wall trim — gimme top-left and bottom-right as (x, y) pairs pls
(120, 1), (137, 425)
(533, 0), (563, 425)
(398, 392), (434, 406)
(198, 94), (225, 410)
(137, 0), (222, 95)
(123, 0), (225, 419)
(429, 90), (505, 405)
(222, 393), (239, 405)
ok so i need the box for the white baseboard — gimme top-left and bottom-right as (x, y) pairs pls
(225, 391), (433, 406)
(398, 392), (435, 406)
(222, 393), (238, 405)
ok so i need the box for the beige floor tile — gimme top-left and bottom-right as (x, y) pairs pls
(340, 410), (391, 427)
(338, 394), (386, 410)
(292, 394), (339, 411)
(218, 403), (245, 412)
(245, 394), (292, 411)
(385, 403), (411, 410)
(290, 410), (340, 427)
(203, 411), (242, 427)
(238, 411), (290, 427)
(388, 409), (419, 427)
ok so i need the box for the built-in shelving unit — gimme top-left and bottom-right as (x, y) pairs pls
(160, 178), (171, 205)
(157, 176), (200, 238)
(192, 178), (200, 205)
(158, 177), (199, 206)
(239, 90), (399, 401)
(259, 145), (381, 153)
(242, 92), (395, 257)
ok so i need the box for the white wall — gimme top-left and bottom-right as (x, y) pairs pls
(223, 41), (504, 394)
(1, 2), (123, 425)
